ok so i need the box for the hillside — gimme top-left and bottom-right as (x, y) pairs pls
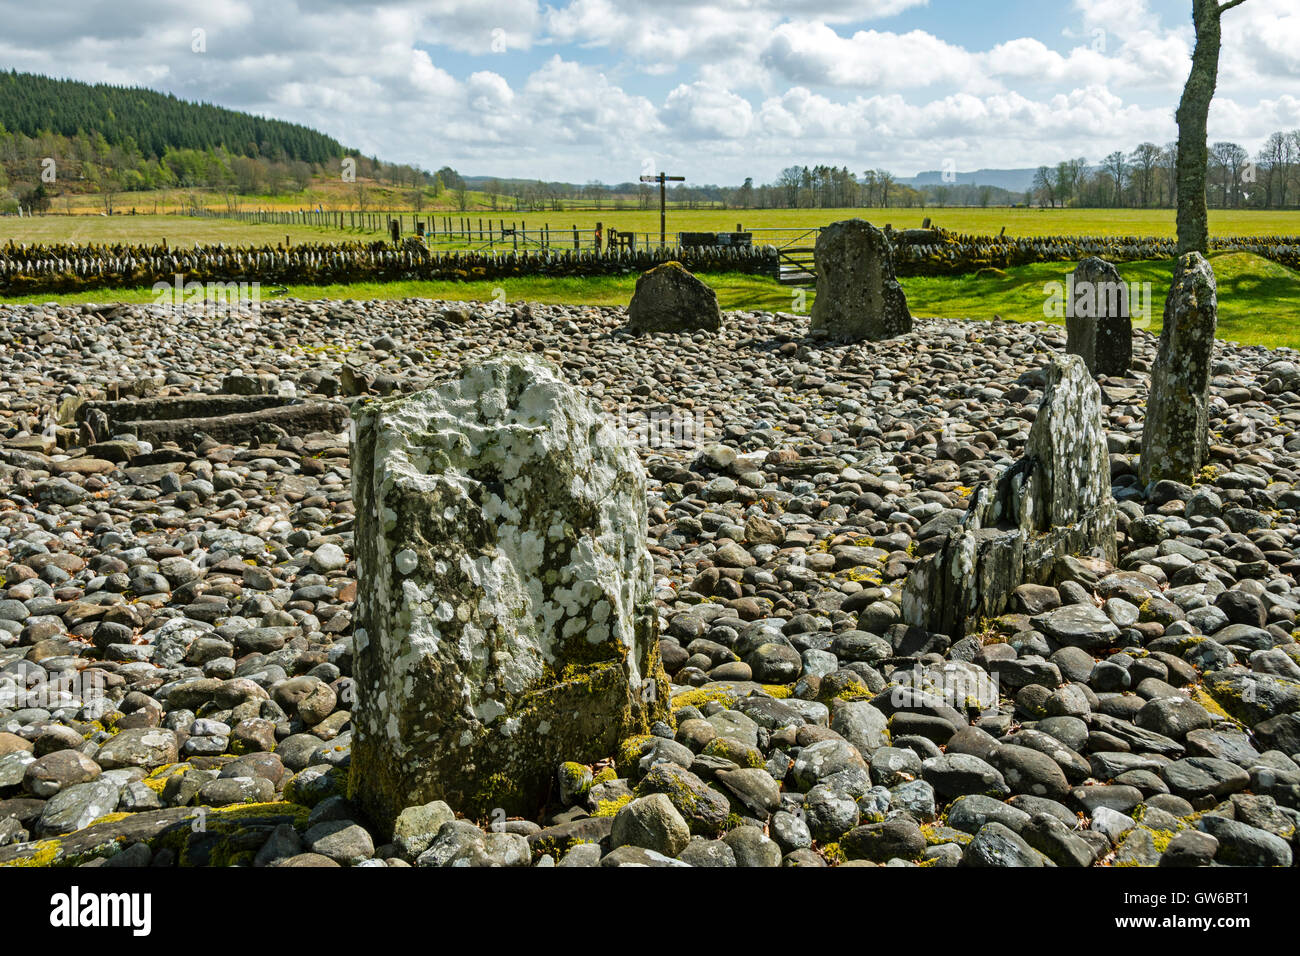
(0, 71), (344, 163)
(0, 72), (453, 213)
(901, 168), (1038, 192)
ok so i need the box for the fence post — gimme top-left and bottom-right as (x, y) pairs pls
(573, 225), (579, 251)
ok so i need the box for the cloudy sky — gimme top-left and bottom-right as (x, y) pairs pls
(0, 0), (1296, 185)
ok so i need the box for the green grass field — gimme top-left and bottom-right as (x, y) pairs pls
(6, 252), (1295, 349)
(1, 215), (376, 248)
(904, 252), (1300, 350)
(5, 207), (1299, 249)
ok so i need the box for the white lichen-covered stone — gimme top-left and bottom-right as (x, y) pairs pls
(349, 353), (669, 831)
(1023, 353), (1114, 528)
(904, 354), (1117, 637)
(1140, 252), (1218, 487)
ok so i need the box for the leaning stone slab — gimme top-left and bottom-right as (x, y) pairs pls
(627, 261), (722, 333)
(83, 401), (348, 447)
(1139, 252), (1218, 486)
(349, 352), (670, 833)
(809, 219), (911, 341)
(903, 354), (1117, 638)
(78, 394), (288, 429)
(1066, 256), (1131, 376)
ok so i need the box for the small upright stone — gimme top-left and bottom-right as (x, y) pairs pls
(627, 262), (722, 334)
(809, 219), (911, 341)
(1139, 253), (1218, 486)
(1066, 257), (1131, 376)
(350, 353), (670, 833)
(904, 353), (1116, 637)
(403, 235), (432, 261)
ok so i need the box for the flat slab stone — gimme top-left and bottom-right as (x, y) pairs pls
(111, 402), (348, 446)
(1033, 604), (1121, 652)
(79, 394), (288, 425)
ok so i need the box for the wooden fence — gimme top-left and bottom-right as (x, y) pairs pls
(189, 209), (687, 252)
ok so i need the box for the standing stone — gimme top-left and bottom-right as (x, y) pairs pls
(402, 235), (431, 261)
(904, 354), (1116, 637)
(809, 219), (911, 340)
(1139, 253), (1218, 486)
(349, 353), (671, 833)
(1066, 257), (1131, 376)
(627, 262), (722, 333)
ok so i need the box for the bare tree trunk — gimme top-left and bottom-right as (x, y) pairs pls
(1176, 0), (1247, 255)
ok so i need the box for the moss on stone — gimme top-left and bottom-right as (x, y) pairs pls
(204, 801), (310, 825)
(557, 761), (592, 797)
(470, 772), (516, 812)
(0, 840), (62, 867)
(820, 842), (846, 865)
(702, 737), (763, 769)
(592, 795), (632, 818)
(142, 761), (192, 795)
(833, 688), (873, 702)
(1189, 685), (1236, 724)
(670, 687), (736, 711)
(287, 765), (348, 806)
(615, 734), (654, 776)
(87, 812), (133, 828)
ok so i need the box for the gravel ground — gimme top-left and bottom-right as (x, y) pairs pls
(0, 297), (1298, 868)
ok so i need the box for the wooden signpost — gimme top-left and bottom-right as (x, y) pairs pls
(640, 171), (685, 247)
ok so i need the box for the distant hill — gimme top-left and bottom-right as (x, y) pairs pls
(0, 70), (345, 163)
(900, 168), (1039, 192)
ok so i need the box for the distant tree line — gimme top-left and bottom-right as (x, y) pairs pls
(470, 166), (1020, 213)
(1030, 131), (1300, 210)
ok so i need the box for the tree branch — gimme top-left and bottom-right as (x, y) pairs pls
(1219, 0), (1248, 11)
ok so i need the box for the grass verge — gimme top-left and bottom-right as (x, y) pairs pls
(4, 253), (1295, 349)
